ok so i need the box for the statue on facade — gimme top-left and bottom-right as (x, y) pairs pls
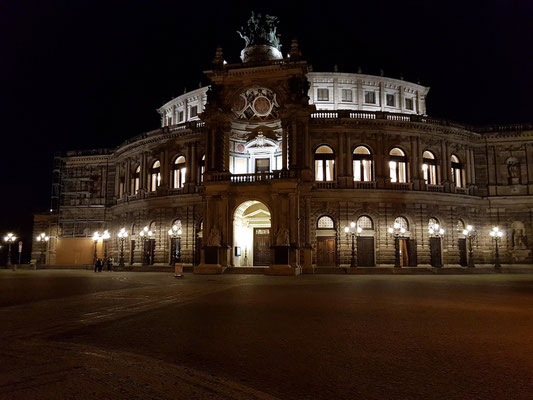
(512, 223), (527, 250)
(237, 12), (283, 63)
(276, 227), (290, 246)
(206, 227), (221, 246)
(507, 158), (520, 184)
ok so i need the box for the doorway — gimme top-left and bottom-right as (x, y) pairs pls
(143, 239), (155, 265)
(233, 200), (271, 267)
(399, 238), (417, 267)
(357, 236), (375, 266)
(429, 237), (443, 267)
(253, 228), (271, 266)
(317, 237), (336, 266)
(458, 238), (467, 266)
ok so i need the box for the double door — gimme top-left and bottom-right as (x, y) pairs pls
(317, 237), (336, 266)
(143, 238), (156, 265)
(253, 228), (271, 266)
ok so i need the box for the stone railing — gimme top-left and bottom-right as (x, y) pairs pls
(209, 170), (293, 183)
(455, 187), (469, 195)
(391, 182), (413, 191)
(316, 181), (338, 189)
(354, 181), (377, 189)
(309, 110), (533, 135)
(426, 184), (444, 193)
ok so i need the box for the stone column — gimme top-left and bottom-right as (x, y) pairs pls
(125, 159), (131, 195)
(282, 126), (288, 170)
(114, 164), (121, 199)
(302, 196), (313, 272)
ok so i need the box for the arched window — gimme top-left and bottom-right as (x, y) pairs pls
(394, 216), (409, 231)
(422, 150), (438, 185)
(199, 154), (205, 183)
(428, 217), (440, 231)
(118, 176), (125, 199)
(173, 156), (186, 189)
(314, 145), (335, 182)
(353, 146), (373, 182)
(451, 155), (464, 188)
(317, 215), (335, 229)
(357, 215), (374, 230)
(131, 165), (140, 195)
(389, 148), (408, 183)
(150, 160), (161, 192)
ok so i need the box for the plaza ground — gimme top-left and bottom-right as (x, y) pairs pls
(1, 270), (532, 399)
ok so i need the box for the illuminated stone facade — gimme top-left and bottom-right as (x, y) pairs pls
(32, 18), (533, 272)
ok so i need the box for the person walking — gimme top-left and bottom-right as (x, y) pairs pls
(94, 258), (99, 273)
(97, 258), (103, 272)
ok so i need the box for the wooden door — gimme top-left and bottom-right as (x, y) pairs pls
(357, 237), (375, 266)
(458, 238), (467, 266)
(407, 239), (418, 267)
(317, 237), (336, 266)
(253, 228), (271, 266)
(429, 237), (442, 267)
(144, 239), (156, 265)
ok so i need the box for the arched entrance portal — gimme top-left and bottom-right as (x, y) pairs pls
(233, 201), (271, 267)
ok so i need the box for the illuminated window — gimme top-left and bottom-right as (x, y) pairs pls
(230, 156), (248, 174)
(394, 216), (409, 231)
(314, 145), (335, 181)
(190, 106), (198, 118)
(364, 91), (376, 104)
(353, 146), (373, 182)
(386, 94), (395, 107)
(405, 98), (414, 110)
(451, 155), (465, 188)
(199, 154), (205, 183)
(172, 156), (186, 188)
(150, 160), (161, 192)
(357, 215), (373, 230)
(317, 216), (335, 229)
(422, 150), (438, 185)
(131, 165), (140, 195)
(317, 88), (329, 101)
(389, 148), (408, 183)
(341, 89), (352, 102)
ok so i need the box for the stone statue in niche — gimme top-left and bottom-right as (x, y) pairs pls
(276, 227), (290, 246)
(507, 157), (521, 185)
(511, 221), (527, 250)
(206, 227), (221, 246)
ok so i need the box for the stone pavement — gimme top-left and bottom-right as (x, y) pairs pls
(1, 270), (533, 399)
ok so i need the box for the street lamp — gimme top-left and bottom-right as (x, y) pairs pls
(489, 226), (504, 269)
(344, 221), (362, 268)
(462, 225), (477, 268)
(4, 233), (17, 266)
(102, 230), (110, 261)
(117, 228), (128, 268)
(92, 231), (100, 263)
(36, 232), (50, 265)
(387, 223), (406, 268)
(139, 226), (154, 265)
(168, 222), (183, 266)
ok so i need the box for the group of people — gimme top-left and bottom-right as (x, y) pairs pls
(94, 257), (114, 272)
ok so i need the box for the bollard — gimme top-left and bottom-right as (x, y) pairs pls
(174, 263), (183, 278)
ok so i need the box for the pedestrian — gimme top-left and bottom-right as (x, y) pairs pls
(106, 257), (113, 272)
(97, 258), (103, 272)
(94, 258), (99, 273)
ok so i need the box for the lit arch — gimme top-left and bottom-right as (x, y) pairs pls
(353, 146), (373, 182)
(314, 145), (335, 182)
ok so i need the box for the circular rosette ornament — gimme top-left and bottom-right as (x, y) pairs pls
(232, 87), (280, 120)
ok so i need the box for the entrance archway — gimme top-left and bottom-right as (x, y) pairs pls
(233, 201), (271, 267)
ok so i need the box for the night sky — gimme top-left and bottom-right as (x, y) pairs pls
(1, 0), (532, 262)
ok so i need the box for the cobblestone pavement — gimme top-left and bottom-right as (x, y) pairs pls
(1, 270), (533, 399)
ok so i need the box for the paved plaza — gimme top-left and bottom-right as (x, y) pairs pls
(1, 270), (532, 399)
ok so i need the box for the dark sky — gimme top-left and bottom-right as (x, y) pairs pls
(1, 0), (532, 262)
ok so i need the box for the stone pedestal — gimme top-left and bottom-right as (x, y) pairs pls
(193, 246), (226, 274)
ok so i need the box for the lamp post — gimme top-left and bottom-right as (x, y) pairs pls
(102, 230), (110, 261)
(462, 225), (477, 268)
(489, 226), (504, 269)
(139, 226), (153, 266)
(117, 228), (128, 268)
(344, 221), (362, 268)
(428, 223), (445, 268)
(167, 222), (183, 266)
(4, 233), (17, 266)
(387, 223), (406, 268)
(36, 232), (50, 265)
(92, 231), (100, 264)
